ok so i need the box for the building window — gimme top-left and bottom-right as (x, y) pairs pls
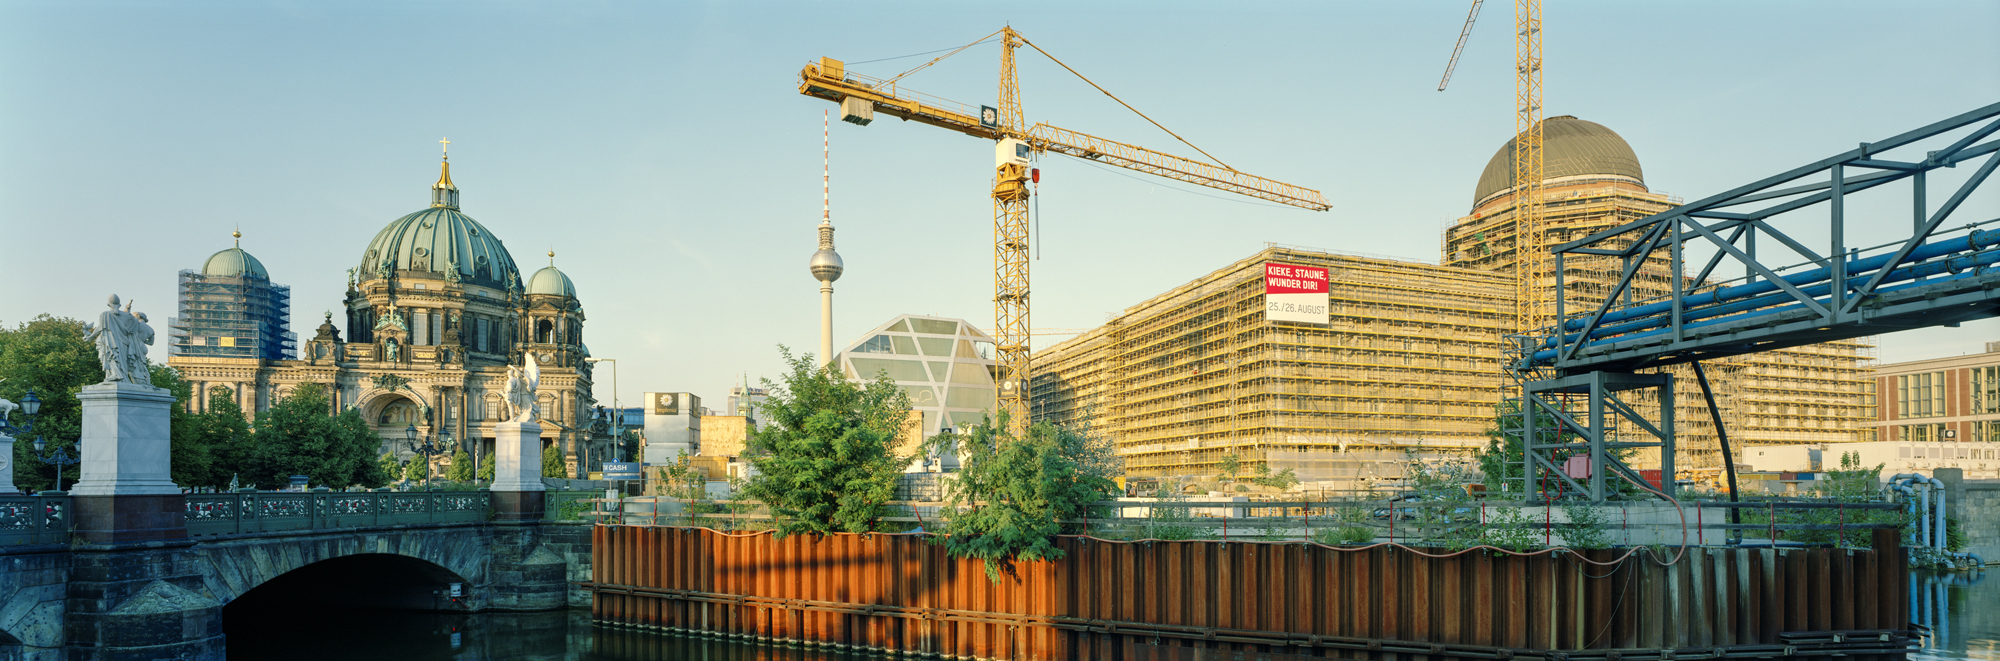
(1975, 367), (2000, 415)
(1898, 371), (1946, 419)
(1976, 420), (2000, 444)
(1901, 423), (1943, 444)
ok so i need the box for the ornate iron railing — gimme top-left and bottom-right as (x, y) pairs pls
(0, 494), (69, 546)
(183, 490), (494, 536)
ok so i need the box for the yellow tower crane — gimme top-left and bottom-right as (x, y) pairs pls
(800, 28), (1329, 426)
(1439, 0), (1546, 334)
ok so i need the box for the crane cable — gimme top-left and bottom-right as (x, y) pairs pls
(1014, 35), (1235, 171)
(878, 28), (1008, 88)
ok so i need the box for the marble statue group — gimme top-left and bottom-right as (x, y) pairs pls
(83, 294), (156, 387)
(500, 355), (541, 424)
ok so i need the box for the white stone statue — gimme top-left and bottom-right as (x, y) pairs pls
(0, 398), (16, 422)
(501, 357), (541, 423)
(82, 294), (154, 386)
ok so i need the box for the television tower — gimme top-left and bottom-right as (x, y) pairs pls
(808, 110), (845, 368)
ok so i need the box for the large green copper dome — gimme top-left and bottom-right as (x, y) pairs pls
(1472, 116), (1646, 210)
(360, 207), (522, 290)
(358, 161), (522, 290)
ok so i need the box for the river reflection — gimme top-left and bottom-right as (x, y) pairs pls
(226, 607), (869, 661)
(229, 570), (1999, 660)
(1913, 569), (1999, 660)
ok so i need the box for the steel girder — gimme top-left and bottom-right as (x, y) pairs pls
(1523, 102), (2000, 376)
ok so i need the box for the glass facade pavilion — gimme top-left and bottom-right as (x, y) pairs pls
(838, 315), (1000, 444)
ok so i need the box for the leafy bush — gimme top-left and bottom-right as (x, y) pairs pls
(931, 413), (1122, 580)
(739, 348), (913, 536)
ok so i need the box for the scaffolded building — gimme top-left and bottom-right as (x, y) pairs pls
(1033, 117), (1875, 483)
(1443, 116), (1875, 467)
(1032, 247), (1514, 481)
(168, 237), (296, 362)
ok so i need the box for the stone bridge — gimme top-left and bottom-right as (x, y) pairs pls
(0, 489), (598, 661)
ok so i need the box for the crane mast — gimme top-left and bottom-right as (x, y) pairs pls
(799, 29), (1330, 430)
(1513, 0), (1546, 334)
(992, 29), (1032, 424)
(1439, 0), (1546, 334)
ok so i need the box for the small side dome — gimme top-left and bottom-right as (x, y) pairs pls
(527, 265), (576, 297)
(203, 236), (268, 278)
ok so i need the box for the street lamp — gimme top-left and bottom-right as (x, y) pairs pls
(0, 390), (40, 437)
(5, 391), (52, 492)
(405, 423), (456, 490)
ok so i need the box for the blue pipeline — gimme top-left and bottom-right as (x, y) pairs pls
(1528, 246), (2000, 364)
(1554, 229), (2000, 336)
(1538, 245), (2000, 352)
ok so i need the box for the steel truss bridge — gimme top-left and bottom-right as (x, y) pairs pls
(1508, 101), (2000, 501)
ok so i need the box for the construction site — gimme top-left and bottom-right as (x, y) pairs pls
(1031, 115), (1877, 486)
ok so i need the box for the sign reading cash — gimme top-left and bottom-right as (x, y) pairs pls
(1264, 262), (1330, 324)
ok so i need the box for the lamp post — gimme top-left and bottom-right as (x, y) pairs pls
(405, 423), (456, 491)
(5, 391), (45, 493)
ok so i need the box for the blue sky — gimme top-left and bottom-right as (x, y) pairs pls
(2, 1), (1995, 407)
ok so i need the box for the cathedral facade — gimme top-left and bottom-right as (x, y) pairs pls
(168, 155), (599, 477)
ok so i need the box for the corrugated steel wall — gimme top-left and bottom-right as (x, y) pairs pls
(588, 527), (1909, 661)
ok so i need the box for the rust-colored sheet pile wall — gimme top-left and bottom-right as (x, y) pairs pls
(586, 526), (1912, 661)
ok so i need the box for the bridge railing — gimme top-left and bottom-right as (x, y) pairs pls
(0, 494), (69, 546)
(184, 490), (493, 536)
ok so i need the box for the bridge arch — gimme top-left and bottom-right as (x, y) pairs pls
(194, 527), (490, 608)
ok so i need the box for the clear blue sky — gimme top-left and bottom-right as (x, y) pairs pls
(2, 1), (1996, 407)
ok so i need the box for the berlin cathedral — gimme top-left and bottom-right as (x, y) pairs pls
(166, 152), (601, 477)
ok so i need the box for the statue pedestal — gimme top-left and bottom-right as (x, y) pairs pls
(492, 419), (545, 521)
(70, 381), (187, 544)
(71, 382), (179, 496)
(0, 433), (14, 494)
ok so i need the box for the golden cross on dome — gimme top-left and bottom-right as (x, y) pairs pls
(439, 137), (450, 158)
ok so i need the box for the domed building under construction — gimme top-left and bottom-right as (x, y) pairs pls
(1030, 117), (1874, 486)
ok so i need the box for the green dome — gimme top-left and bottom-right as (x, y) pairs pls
(360, 207), (522, 290)
(527, 265), (575, 297)
(1472, 116), (1645, 210)
(202, 246), (267, 278)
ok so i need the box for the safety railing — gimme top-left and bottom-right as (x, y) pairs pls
(585, 496), (1906, 549)
(0, 494), (69, 547)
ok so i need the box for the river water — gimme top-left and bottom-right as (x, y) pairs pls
(225, 570), (1996, 660)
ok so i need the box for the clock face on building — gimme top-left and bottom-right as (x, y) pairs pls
(537, 353), (552, 364)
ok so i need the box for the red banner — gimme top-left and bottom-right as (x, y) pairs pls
(1264, 263), (1329, 294)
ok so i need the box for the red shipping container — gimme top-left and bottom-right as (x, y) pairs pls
(1638, 469), (1663, 490)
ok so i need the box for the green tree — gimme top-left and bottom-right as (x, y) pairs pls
(403, 456), (429, 483)
(739, 348), (913, 536)
(184, 385), (255, 490)
(542, 444), (566, 478)
(146, 363), (212, 489)
(477, 451), (494, 481)
(377, 452), (400, 484)
(445, 447), (474, 482)
(1215, 452), (1241, 485)
(1478, 401), (1529, 496)
(248, 383), (390, 489)
(0, 315), (101, 492)
(932, 413), (1123, 580)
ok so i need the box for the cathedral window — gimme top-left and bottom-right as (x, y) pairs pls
(536, 319), (553, 344)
